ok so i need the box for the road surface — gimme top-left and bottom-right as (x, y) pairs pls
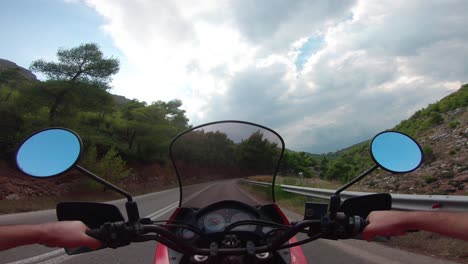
(0, 180), (458, 264)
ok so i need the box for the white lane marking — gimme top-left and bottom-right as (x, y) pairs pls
(3, 249), (65, 264)
(145, 201), (179, 219)
(6, 183), (217, 264)
(146, 183), (217, 220)
(36, 254), (76, 264)
(183, 183), (217, 204)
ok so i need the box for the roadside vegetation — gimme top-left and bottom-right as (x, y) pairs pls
(245, 85), (468, 263)
(0, 43), (190, 192)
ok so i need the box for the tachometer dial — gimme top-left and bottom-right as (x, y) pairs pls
(230, 212), (253, 231)
(203, 213), (225, 232)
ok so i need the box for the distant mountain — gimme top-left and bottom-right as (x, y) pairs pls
(0, 58), (37, 81)
(112, 94), (132, 106)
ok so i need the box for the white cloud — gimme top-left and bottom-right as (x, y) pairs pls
(82, 0), (468, 153)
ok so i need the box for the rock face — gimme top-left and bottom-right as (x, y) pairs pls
(0, 58), (37, 81)
(363, 107), (468, 195)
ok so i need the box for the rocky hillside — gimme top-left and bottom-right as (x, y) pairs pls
(362, 86), (467, 195)
(0, 59), (37, 81)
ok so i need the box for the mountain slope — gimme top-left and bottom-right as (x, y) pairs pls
(0, 59), (37, 81)
(362, 85), (467, 195)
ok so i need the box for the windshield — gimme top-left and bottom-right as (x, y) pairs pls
(170, 121), (284, 208)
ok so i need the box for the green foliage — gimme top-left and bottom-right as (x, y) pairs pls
(394, 84), (468, 136)
(82, 145), (129, 189)
(279, 84), (467, 184)
(237, 131), (279, 173)
(29, 43), (119, 124)
(424, 175), (436, 184)
(449, 121), (460, 129)
(30, 43), (119, 85)
(279, 140), (373, 183)
(279, 150), (316, 177)
(422, 146), (436, 163)
(428, 112), (443, 125)
(0, 43), (190, 169)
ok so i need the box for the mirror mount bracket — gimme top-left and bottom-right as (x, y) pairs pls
(328, 195), (341, 219)
(75, 165), (133, 202)
(75, 165), (141, 222)
(125, 201), (141, 222)
(329, 165), (378, 217)
(334, 164), (379, 196)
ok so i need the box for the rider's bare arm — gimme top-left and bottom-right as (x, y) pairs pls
(0, 221), (101, 251)
(362, 211), (468, 241)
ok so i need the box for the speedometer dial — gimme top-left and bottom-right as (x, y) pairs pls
(203, 213), (225, 232)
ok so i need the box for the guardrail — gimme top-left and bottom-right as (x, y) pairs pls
(241, 180), (468, 212)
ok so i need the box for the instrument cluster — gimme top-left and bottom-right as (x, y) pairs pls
(197, 208), (256, 233)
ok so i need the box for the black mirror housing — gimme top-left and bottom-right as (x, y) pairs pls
(338, 193), (392, 218)
(56, 202), (125, 255)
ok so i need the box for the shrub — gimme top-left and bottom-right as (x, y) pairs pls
(422, 146), (436, 163)
(424, 175), (437, 184)
(81, 145), (130, 190)
(449, 121), (460, 129)
(428, 112), (443, 125)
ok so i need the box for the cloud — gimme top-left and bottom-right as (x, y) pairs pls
(82, 0), (468, 153)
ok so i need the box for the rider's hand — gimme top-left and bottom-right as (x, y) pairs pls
(361, 211), (409, 241)
(39, 221), (102, 249)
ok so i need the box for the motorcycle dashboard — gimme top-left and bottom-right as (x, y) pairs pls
(172, 200), (274, 241)
(198, 208), (257, 233)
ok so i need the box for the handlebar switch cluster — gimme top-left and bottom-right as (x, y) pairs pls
(320, 213), (366, 240)
(88, 221), (133, 249)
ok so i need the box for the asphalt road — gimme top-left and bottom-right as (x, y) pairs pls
(0, 180), (457, 264)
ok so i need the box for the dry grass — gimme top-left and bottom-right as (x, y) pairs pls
(388, 231), (468, 263)
(248, 175), (375, 192)
(0, 197), (58, 214)
(0, 182), (179, 215)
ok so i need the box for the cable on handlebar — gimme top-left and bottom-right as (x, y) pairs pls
(277, 232), (322, 249)
(163, 224), (204, 235)
(224, 220), (291, 231)
(269, 220), (321, 249)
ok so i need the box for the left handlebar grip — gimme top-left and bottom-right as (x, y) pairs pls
(86, 229), (104, 240)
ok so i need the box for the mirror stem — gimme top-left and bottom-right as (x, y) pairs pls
(335, 165), (378, 195)
(76, 165), (133, 202)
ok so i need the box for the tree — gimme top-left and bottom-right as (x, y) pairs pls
(29, 43), (119, 123)
(30, 43), (119, 85)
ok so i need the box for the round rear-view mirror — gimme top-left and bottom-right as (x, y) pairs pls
(370, 131), (423, 173)
(16, 128), (82, 178)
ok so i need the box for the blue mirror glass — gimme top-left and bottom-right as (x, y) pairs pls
(370, 131), (423, 173)
(16, 128), (82, 178)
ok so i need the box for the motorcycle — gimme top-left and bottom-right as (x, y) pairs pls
(15, 120), (423, 263)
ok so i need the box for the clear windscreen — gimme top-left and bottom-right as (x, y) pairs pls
(170, 121), (284, 208)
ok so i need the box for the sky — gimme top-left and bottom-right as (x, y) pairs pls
(1, 0), (467, 153)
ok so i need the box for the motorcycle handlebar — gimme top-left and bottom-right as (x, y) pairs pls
(85, 216), (367, 255)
